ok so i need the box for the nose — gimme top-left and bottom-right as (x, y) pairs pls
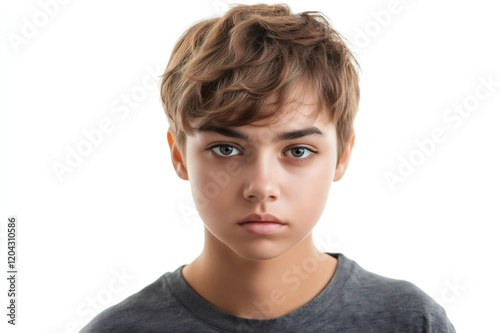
(242, 153), (280, 202)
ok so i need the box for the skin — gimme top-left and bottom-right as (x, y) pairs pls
(167, 90), (355, 319)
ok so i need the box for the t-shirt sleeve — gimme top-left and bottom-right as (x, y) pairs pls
(79, 274), (178, 333)
(371, 279), (456, 332)
(79, 302), (140, 333)
(413, 288), (456, 332)
(344, 263), (456, 333)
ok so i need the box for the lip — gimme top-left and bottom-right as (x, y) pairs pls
(238, 214), (285, 235)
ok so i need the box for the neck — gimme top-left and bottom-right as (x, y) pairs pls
(182, 230), (337, 319)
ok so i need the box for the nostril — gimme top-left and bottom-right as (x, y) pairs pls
(243, 183), (280, 202)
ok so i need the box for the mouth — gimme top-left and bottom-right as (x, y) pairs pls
(238, 214), (285, 235)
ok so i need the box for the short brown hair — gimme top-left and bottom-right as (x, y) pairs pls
(161, 4), (360, 163)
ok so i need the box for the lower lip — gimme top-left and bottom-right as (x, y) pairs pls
(239, 221), (284, 235)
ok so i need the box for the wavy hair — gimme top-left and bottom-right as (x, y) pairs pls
(161, 4), (360, 162)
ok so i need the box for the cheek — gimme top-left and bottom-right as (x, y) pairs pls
(291, 156), (333, 187)
(187, 160), (239, 216)
(287, 162), (333, 217)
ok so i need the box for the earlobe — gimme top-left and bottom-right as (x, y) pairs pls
(333, 134), (355, 182)
(167, 131), (189, 180)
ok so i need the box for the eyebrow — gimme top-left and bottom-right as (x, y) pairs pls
(198, 125), (324, 142)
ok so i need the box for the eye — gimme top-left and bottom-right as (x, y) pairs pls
(211, 144), (241, 157)
(283, 146), (317, 159)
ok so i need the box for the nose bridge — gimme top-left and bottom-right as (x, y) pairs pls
(243, 148), (280, 201)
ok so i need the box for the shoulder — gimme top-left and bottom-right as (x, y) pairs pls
(333, 254), (456, 332)
(79, 270), (182, 333)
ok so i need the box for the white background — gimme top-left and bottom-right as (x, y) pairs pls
(1, 0), (499, 332)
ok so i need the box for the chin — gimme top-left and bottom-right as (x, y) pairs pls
(229, 241), (291, 262)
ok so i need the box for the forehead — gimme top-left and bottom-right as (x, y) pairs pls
(257, 80), (325, 123)
(193, 106), (336, 146)
(197, 78), (333, 133)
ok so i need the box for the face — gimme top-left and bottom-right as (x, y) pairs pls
(168, 94), (354, 261)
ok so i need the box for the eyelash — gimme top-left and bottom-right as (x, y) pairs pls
(208, 144), (318, 161)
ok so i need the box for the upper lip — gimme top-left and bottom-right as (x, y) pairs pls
(238, 213), (284, 224)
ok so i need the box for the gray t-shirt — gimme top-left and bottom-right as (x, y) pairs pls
(80, 253), (455, 332)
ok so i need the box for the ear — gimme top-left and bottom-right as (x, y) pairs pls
(167, 130), (188, 180)
(333, 134), (355, 182)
